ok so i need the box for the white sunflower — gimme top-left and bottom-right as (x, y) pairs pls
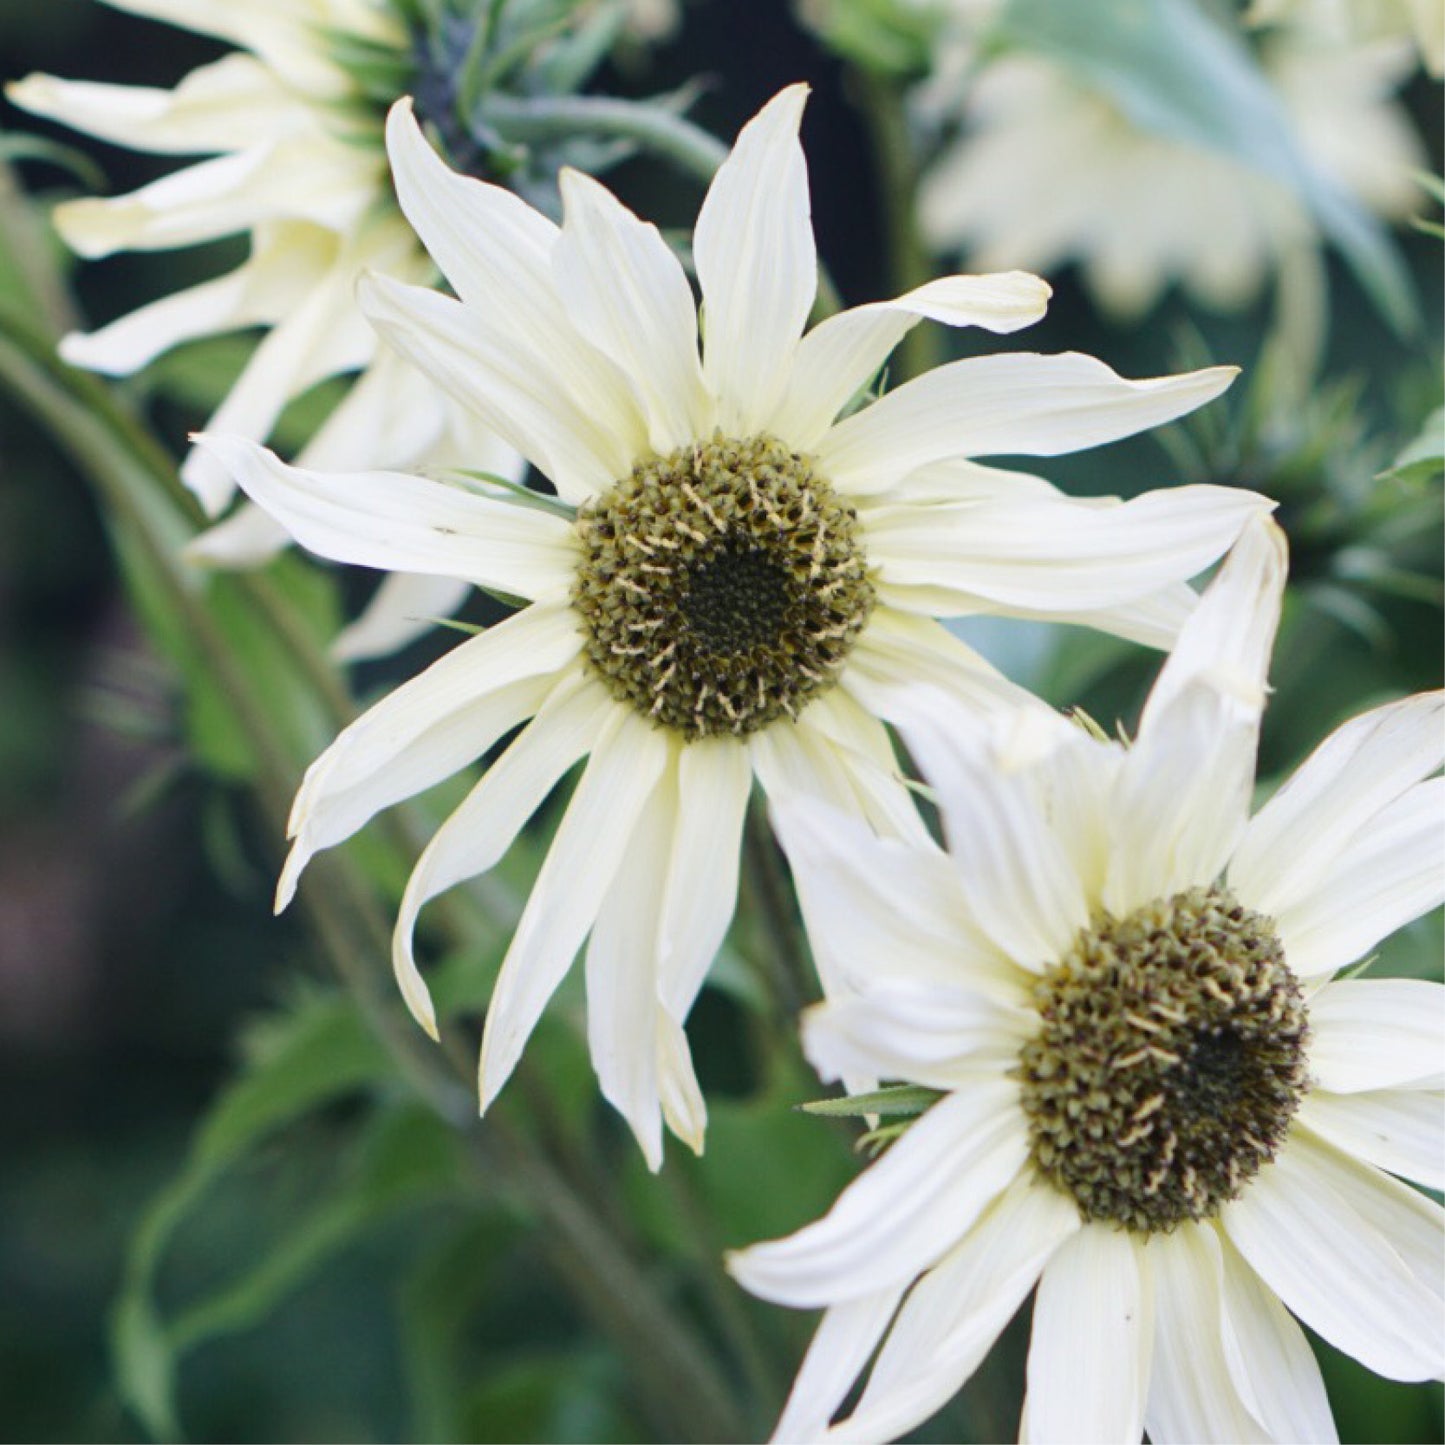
(8, 0), (519, 658)
(196, 84), (1270, 1167)
(730, 517), (1444, 1443)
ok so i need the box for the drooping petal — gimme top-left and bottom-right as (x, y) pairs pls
(1230, 692), (1445, 916)
(1223, 1132), (1444, 1382)
(1299, 1088), (1444, 1190)
(388, 672), (610, 1037)
(1024, 1225), (1153, 1445)
(192, 434), (578, 598)
(766, 271), (1051, 450)
(479, 706), (670, 1110)
(828, 1173), (1078, 1445)
(1265, 779), (1445, 980)
(330, 572), (474, 665)
(862, 483), (1271, 614)
(553, 167), (710, 453)
(1305, 979), (1445, 1093)
(771, 1288), (905, 1445)
(694, 84), (816, 434)
(727, 1084), (1028, 1308)
(278, 602), (583, 911)
(1144, 1226), (1267, 1445)
(818, 352), (1238, 497)
(1103, 516), (1287, 916)
(1216, 1233), (1337, 1445)
(185, 499), (291, 568)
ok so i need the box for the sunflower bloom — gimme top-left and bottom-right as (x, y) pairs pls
(197, 84), (1271, 1166)
(731, 518), (1443, 1443)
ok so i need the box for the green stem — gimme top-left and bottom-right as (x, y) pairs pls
(852, 68), (940, 384)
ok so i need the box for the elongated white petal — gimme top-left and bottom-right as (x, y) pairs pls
(389, 673), (609, 1036)
(728, 1084), (1028, 1308)
(829, 1174), (1078, 1445)
(193, 434), (577, 597)
(186, 499), (290, 568)
(695, 84), (815, 434)
(1269, 779), (1445, 979)
(554, 167), (709, 453)
(358, 273), (627, 503)
(1299, 1088), (1444, 1190)
(382, 100), (645, 481)
(1145, 1226), (1267, 1445)
(279, 603), (582, 910)
(864, 483), (1272, 613)
(8, 55), (302, 154)
(767, 271), (1050, 449)
(1217, 1234), (1337, 1445)
(819, 352), (1238, 496)
(585, 749), (676, 1168)
(804, 982), (1035, 1093)
(1104, 516), (1286, 916)
(1024, 1226), (1153, 1445)
(1306, 979), (1445, 1092)
(1223, 1132), (1444, 1381)
(479, 707), (670, 1109)
(1231, 692), (1445, 915)
(772, 1288), (905, 1444)
(896, 720), (1091, 971)
(330, 572), (473, 665)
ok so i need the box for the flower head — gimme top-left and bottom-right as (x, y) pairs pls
(197, 84), (1269, 1167)
(730, 517), (1444, 1442)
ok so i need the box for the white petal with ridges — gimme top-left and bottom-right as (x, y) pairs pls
(1223, 1132), (1444, 1381)
(330, 572), (474, 665)
(728, 1084), (1028, 1308)
(767, 271), (1050, 450)
(694, 85), (815, 434)
(819, 352), (1238, 496)
(1307, 979), (1445, 1092)
(1299, 1089), (1445, 1190)
(1024, 1226), (1153, 1445)
(479, 707), (669, 1110)
(193, 434), (577, 598)
(1230, 691), (1445, 915)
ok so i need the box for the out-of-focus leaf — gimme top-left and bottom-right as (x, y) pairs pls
(995, 0), (1415, 332)
(801, 0), (940, 76)
(460, 1351), (641, 1445)
(1379, 406), (1444, 485)
(0, 131), (108, 191)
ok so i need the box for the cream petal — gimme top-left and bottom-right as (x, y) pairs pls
(185, 499), (290, 568)
(1306, 979), (1445, 1092)
(584, 749), (677, 1169)
(804, 982), (1035, 1092)
(1232, 691), (1445, 915)
(727, 1084), (1028, 1308)
(1299, 1089), (1445, 1190)
(863, 483), (1273, 614)
(358, 273), (626, 503)
(1222, 1133), (1444, 1382)
(1216, 1233), (1337, 1445)
(478, 707), (670, 1110)
(382, 101), (645, 475)
(553, 167), (709, 453)
(766, 272), (1051, 450)
(330, 572), (473, 665)
(8, 55), (303, 154)
(771, 1288), (905, 1445)
(387, 673), (609, 1037)
(819, 353), (1238, 497)
(192, 434), (577, 598)
(279, 603), (582, 910)
(1103, 517), (1287, 917)
(1144, 1226), (1267, 1445)
(694, 85), (816, 434)
(1267, 779), (1445, 980)
(656, 1011), (707, 1155)
(829, 1173), (1077, 1445)
(1024, 1226), (1153, 1445)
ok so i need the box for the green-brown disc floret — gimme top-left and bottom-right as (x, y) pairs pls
(1018, 886), (1309, 1233)
(572, 433), (875, 739)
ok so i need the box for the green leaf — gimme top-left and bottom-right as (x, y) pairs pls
(799, 1084), (941, 1118)
(1378, 407), (1444, 485)
(0, 130), (108, 190)
(995, 0), (1415, 332)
